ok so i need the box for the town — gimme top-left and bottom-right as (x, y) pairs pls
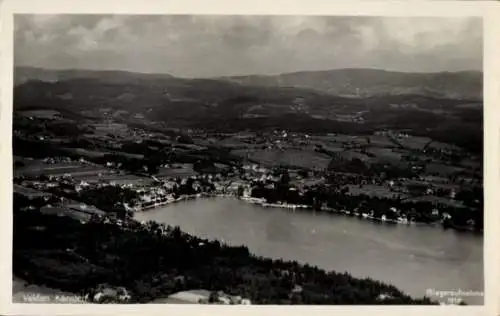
(13, 106), (481, 305)
(14, 108), (483, 234)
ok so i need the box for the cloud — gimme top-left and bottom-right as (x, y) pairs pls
(14, 15), (482, 77)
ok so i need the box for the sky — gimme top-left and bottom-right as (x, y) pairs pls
(14, 15), (483, 77)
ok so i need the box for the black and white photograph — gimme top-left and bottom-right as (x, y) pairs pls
(1, 0), (499, 315)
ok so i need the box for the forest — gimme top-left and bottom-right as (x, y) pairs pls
(250, 173), (483, 232)
(13, 209), (439, 305)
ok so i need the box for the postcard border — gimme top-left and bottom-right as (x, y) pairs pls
(1, 1), (499, 315)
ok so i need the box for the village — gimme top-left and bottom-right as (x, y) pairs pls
(14, 145), (481, 230)
(12, 106), (483, 234)
(11, 107), (484, 304)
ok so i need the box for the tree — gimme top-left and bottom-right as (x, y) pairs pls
(209, 291), (219, 303)
(237, 186), (245, 197)
(280, 170), (290, 186)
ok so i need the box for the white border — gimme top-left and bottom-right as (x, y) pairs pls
(1, 1), (499, 316)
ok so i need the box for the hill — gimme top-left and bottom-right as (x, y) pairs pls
(13, 67), (482, 152)
(15, 67), (482, 101)
(14, 66), (175, 86)
(221, 68), (482, 100)
(14, 72), (478, 125)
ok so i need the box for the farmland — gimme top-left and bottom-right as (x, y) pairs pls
(345, 184), (409, 199)
(15, 161), (110, 178)
(232, 148), (332, 170)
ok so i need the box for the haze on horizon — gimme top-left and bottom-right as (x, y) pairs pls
(14, 15), (483, 78)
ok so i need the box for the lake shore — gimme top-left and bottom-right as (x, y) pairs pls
(13, 210), (439, 305)
(134, 197), (483, 305)
(136, 194), (472, 231)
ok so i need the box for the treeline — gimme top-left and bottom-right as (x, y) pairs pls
(190, 109), (482, 155)
(411, 126), (482, 156)
(76, 186), (139, 213)
(94, 153), (166, 175)
(13, 137), (81, 160)
(192, 114), (375, 135)
(13, 210), (438, 305)
(13, 135), (235, 177)
(250, 181), (483, 232)
(14, 114), (92, 137)
(327, 158), (420, 179)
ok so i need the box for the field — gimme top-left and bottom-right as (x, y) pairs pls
(419, 175), (452, 184)
(15, 161), (111, 178)
(69, 171), (143, 183)
(14, 184), (52, 197)
(345, 184), (409, 199)
(427, 141), (462, 151)
(335, 150), (372, 162)
(215, 137), (251, 149)
(319, 145), (345, 153)
(365, 148), (403, 163)
(404, 196), (465, 208)
(62, 148), (108, 158)
(290, 178), (325, 189)
(156, 164), (197, 178)
(15, 161), (82, 176)
(17, 110), (62, 120)
(395, 136), (432, 150)
(41, 207), (93, 222)
(425, 163), (466, 177)
(321, 135), (364, 143)
(368, 135), (397, 147)
(232, 148), (331, 169)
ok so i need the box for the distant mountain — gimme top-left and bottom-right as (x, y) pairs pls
(15, 66), (482, 100)
(13, 66), (482, 152)
(14, 66), (175, 86)
(220, 68), (483, 100)
(14, 67), (482, 120)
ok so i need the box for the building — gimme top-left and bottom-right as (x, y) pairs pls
(150, 290), (211, 304)
(92, 285), (131, 303)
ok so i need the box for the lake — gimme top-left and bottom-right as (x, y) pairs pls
(134, 197), (484, 304)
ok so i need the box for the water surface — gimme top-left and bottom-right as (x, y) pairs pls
(135, 198), (484, 304)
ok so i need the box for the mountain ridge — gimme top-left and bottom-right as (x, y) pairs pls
(13, 66), (483, 153)
(15, 66), (482, 100)
(219, 68), (482, 100)
(14, 66), (175, 86)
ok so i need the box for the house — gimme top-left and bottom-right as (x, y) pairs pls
(227, 181), (247, 193)
(243, 187), (252, 197)
(405, 196), (465, 209)
(163, 181), (177, 190)
(450, 190), (457, 199)
(156, 289), (211, 304)
(377, 293), (394, 301)
(218, 296), (231, 305)
(442, 212), (452, 220)
(213, 183), (224, 193)
(291, 284), (303, 294)
(92, 285), (131, 303)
